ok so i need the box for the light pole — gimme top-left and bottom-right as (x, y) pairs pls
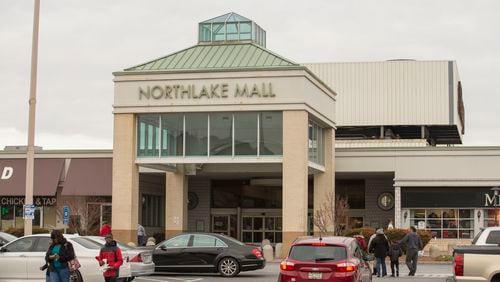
(24, 0), (41, 235)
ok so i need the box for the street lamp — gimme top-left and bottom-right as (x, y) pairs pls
(24, 0), (41, 235)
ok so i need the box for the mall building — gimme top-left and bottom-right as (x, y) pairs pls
(2, 13), (500, 254)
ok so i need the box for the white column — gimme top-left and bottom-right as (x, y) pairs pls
(394, 186), (402, 228)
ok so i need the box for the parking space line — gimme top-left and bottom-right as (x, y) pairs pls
(137, 277), (203, 282)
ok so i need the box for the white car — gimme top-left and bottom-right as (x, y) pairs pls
(471, 226), (500, 245)
(0, 234), (132, 281)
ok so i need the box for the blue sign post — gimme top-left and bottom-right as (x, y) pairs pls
(63, 206), (69, 225)
(23, 204), (35, 220)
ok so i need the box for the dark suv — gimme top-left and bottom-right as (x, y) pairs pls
(279, 236), (373, 282)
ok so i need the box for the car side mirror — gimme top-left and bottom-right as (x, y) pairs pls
(363, 254), (375, 261)
(160, 246), (167, 251)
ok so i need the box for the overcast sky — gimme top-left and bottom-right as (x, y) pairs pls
(1, 0), (499, 149)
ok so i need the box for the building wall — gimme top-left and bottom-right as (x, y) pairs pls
(187, 178), (211, 232)
(364, 178), (394, 228)
(305, 61), (452, 127)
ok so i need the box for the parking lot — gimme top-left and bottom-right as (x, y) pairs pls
(135, 262), (454, 282)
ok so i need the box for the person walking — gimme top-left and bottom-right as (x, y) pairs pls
(387, 219), (394, 230)
(369, 228), (389, 278)
(399, 226), (423, 276)
(388, 240), (403, 277)
(44, 230), (75, 282)
(100, 221), (112, 236)
(137, 224), (146, 246)
(96, 233), (123, 282)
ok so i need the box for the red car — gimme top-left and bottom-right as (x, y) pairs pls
(279, 236), (373, 282)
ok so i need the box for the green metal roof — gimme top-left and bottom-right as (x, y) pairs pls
(122, 43), (298, 72)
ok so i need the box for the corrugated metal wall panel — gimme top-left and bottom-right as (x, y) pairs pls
(305, 61), (451, 126)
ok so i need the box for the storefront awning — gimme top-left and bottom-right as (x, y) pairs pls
(0, 159), (64, 196)
(62, 158), (112, 196)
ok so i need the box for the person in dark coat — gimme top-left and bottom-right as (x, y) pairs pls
(399, 226), (423, 276)
(369, 228), (389, 278)
(44, 230), (75, 282)
(96, 233), (123, 282)
(388, 240), (403, 277)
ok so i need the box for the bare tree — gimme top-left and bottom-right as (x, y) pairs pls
(56, 197), (104, 235)
(313, 192), (349, 236)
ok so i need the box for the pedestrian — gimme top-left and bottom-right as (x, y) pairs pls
(398, 226), (423, 276)
(367, 232), (378, 276)
(387, 219), (394, 230)
(388, 240), (402, 277)
(137, 224), (146, 246)
(44, 230), (75, 282)
(369, 228), (389, 278)
(96, 233), (123, 282)
(100, 221), (112, 237)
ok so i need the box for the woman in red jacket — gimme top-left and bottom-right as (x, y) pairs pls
(95, 233), (123, 282)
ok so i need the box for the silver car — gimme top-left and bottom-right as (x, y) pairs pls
(83, 236), (155, 279)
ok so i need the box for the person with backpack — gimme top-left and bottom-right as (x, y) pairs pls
(96, 233), (123, 282)
(44, 230), (75, 282)
(388, 240), (403, 277)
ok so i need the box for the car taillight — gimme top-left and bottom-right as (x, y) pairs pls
(252, 248), (263, 259)
(454, 253), (464, 276)
(280, 261), (295, 271)
(337, 262), (357, 272)
(130, 254), (143, 263)
(311, 242), (326, 246)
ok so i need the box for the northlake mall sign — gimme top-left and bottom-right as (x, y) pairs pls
(139, 82), (276, 100)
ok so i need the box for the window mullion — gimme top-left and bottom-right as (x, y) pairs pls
(257, 113), (260, 157)
(183, 115), (186, 157)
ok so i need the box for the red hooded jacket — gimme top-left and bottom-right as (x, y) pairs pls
(95, 240), (123, 278)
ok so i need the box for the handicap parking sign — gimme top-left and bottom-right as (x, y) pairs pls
(23, 204), (35, 220)
(63, 206), (69, 225)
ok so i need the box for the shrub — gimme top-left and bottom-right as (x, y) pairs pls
(4, 227), (50, 237)
(435, 255), (453, 261)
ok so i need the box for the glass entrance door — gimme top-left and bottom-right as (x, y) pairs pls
(212, 215), (237, 238)
(242, 215), (282, 244)
(87, 203), (112, 235)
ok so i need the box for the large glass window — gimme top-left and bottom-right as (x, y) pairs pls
(210, 113), (232, 156)
(211, 180), (282, 208)
(185, 113), (208, 156)
(336, 180), (365, 209)
(309, 121), (324, 165)
(137, 112), (282, 158)
(137, 115), (160, 157)
(234, 113), (258, 155)
(259, 112), (282, 155)
(409, 208), (474, 239)
(484, 208), (500, 227)
(161, 114), (183, 157)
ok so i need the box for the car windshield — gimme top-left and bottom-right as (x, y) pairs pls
(289, 244), (347, 262)
(71, 237), (102, 250)
(0, 232), (18, 242)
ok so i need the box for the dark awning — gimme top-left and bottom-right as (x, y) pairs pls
(0, 159), (64, 196)
(62, 158), (112, 196)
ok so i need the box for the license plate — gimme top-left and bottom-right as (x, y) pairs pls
(308, 272), (322, 279)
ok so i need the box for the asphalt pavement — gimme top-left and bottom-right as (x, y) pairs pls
(135, 262), (454, 282)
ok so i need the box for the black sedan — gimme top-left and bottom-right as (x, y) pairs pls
(152, 233), (265, 277)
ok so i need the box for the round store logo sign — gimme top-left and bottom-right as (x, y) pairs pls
(377, 192), (394, 211)
(1, 167), (13, 180)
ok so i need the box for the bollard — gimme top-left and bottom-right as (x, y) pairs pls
(262, 245), (274, 262)
(275, 243), (283, 259)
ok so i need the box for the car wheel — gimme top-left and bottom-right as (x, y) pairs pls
(69, 270), (83, 282)
(218, 257), (240, 277)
